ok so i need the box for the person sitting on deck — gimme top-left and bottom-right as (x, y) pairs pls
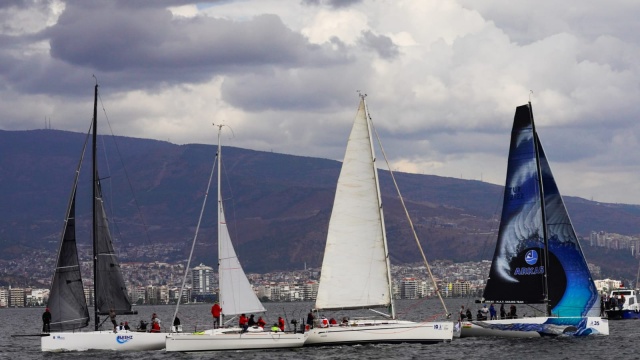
(465, 309), (473, 321)
(257, 316), (266, 328)
(137, 320), (148, 332)
(320, 316), (329, 328)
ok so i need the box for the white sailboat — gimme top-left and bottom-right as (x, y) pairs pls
(165, 125), (306, 352)
(41, 83), (166, 351)
(304, 95), (454, 346)
(459, 103), (609, 338)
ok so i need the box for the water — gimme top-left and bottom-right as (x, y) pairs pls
(2, 299), (634, 359)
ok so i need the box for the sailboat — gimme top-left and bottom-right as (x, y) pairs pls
(41, 84), (167, 351)
(460, 103), (609, 338)
(304, 95), (454, 346)
(165, 125), (307, 352)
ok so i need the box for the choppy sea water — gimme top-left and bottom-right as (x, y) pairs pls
(2, 298), (633, 359)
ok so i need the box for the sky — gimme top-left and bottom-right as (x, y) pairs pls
(1, 0), (639, 205)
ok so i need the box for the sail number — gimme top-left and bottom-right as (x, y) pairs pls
(590, 320), (600, 326)
(509, 186), (523, 200)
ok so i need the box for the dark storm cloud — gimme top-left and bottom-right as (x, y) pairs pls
(358, 30), (399, 60)
(48, 3), (343, 70)
(4, 1), (347, 97)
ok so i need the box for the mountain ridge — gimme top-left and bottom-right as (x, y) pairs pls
(1, 129), (638, 280)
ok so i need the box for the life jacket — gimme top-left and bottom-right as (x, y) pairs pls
(321, 318), (329, 328)
(150, 321), (161, 333)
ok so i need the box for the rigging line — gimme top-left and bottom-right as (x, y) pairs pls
(172, 144), (218, 328)
(96, 91), (155, 257)
(369, 117), (450, 319)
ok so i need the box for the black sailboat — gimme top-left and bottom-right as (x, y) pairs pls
(42, 83), (165, 351)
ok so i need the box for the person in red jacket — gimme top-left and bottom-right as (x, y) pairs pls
(320, 316), (329, 328)
(278, 316), (285, 332)
(211, 302), (222, 329)
(150, 313), (161, 333)
(239, 313), (249, 333)
(257, 316), (266, 329)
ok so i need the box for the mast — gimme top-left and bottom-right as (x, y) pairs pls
(216, 124), (223, 326)
(529, 102), (551, 316)
(92, 83), (99, 330)
(362, 95), (396, 319)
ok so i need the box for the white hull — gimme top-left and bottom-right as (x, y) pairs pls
(41, 330), (166, 351)
(165, 330), (307, 352)
(459, 316), (608, 338)
(304, 319), (453, 346)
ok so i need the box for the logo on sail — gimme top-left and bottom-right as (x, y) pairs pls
(513, 249), (544, 276)
(116, 335), (134, 344)
(525, 250), (538, 265)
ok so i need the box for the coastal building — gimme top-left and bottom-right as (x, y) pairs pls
(191, 263), (214, 294)
(0, 287), (8, 307)
(9, 287), (26, 307)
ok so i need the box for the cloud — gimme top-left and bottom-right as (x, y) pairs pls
(1, 0), (640, 204)
(358, 30), (399, 60)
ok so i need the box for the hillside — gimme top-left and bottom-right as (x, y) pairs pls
(0, 129), (639, 279)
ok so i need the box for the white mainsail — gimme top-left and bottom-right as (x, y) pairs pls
(315, 97), (392, 311)
(217, 127), (266, 316)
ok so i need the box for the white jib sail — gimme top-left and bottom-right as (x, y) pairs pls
(315, 97), (392, 310)
(217, 132), (266, 317)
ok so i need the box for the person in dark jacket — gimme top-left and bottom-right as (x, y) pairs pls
(306, 311), (315, 329)
(42, 308), (52, 333)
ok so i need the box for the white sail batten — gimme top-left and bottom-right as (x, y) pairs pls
(217, 128), (266, 316)
(315, 97), (391, 311)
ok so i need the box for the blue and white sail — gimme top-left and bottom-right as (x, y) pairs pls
(483, 103), (599, 317)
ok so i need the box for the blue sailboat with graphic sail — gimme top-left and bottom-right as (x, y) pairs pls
(460, 103), (609, 338)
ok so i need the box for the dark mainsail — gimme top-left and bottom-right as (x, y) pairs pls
(48, 193), (91, 331)
(90, 83), (135, 323)
(483, 103), (600, 317)
(94, 179), (134, 315)
(47, 133), (91, 332)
